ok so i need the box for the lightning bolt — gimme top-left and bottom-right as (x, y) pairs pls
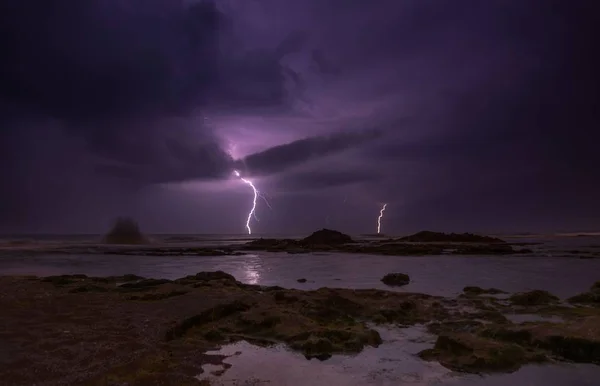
(234, 170), (259, 235)
(377, 203), (387, 234)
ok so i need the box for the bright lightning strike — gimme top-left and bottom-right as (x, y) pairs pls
(377, 203), (388, 234)
(234, 170), (259, 235)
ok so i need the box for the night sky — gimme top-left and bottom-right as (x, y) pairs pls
(1, 0), (599, 234)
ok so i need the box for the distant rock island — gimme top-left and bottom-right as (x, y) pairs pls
(103, 217), (149, 245)
(302, 228), (354, 245)
(242, 229), (528, 256)
(399, 231), (505, 243)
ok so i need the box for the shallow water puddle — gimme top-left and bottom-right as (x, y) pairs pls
(196, 325), (453, 385)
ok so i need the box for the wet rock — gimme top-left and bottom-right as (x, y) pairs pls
(69, 284), (109, 293)
(478, 315), (600, 364)
(399, 231), (505, 243)
(419, 333), (534, 373)
(103, 217), (149, 245)
(297, 278), (307, 283)
(567, 280), (600, 305)
(381, 273), (410, 287)
(567, 292), (600, 305)
(165, 300), (253, 341)
(463, 286), (507, 295)
(509, 290), (560, 306)
(302, 229), (353, 245)
(427, 320), (485, 335)
(127, 290), (188, 301)
(41, 275), (87, 286)
(175, 271), (237, 285)
(118, 278), (172, 291)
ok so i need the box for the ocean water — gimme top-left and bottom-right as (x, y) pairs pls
(1, 233), (600, 385)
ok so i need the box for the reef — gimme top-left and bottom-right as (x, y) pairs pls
(242, 229), (530, 256)
(1, 272), (600, 385)
(398, 231), (506, 243)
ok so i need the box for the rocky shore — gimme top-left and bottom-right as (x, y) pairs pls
(242, 229), (534, 256)
(1, 271), (599, 385)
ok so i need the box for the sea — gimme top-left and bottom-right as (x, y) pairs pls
(1, 233), (600, 385)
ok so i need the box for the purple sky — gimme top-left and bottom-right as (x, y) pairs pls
(1, 0), (599, 235)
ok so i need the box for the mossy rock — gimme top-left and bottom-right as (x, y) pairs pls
(381, 273), (410, 287)
(509, 290), (559, 306)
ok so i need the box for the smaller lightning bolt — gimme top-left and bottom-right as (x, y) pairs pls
(377, 203), (388, 234)
(234, 170), (258, 235)
(259, 193), (273, 210)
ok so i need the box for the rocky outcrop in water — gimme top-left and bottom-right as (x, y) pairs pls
(242, 228), (524, 256)
(381, 273), (410, 287)
(399, 231), (505, 243)
(302, 229), (354, 245)
(103, 217), (149, 244)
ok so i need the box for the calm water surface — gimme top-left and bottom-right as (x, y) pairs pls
(1, 252), (599, 298)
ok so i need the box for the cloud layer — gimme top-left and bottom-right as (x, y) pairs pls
(1, 0), (599, 233)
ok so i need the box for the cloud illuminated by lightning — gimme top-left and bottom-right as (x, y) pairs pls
(234, 170), (259, 235)
(377, 203), (387, 234)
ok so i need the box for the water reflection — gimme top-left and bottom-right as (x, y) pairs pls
(199, 325), (600, 386)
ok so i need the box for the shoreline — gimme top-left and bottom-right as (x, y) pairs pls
(1, 270), (599, 385)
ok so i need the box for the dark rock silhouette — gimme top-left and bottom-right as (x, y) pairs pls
(103, 217), (149, 245)
(567, 280), (600, 305)
(400, 231), (505, 243)
(302, 229), (353, 245)
(381, 273), (410, 287)
(463, 286), (507, 295)
(509, 290), (559, 306)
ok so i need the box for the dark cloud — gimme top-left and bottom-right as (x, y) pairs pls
(272, 169), (382, 193)
(2, 0), (599, 233)
(0, 0), (329, 228)
(238, 130), (382, 176)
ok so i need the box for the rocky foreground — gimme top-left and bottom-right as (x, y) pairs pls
(1, 272), (599, 385)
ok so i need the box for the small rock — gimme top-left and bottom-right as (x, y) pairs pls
(381, 273), (410, 287)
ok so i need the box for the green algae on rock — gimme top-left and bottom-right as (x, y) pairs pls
(509, 290), (560, 306)
(3, 272), (600, 384)
(568, 280), (600, 306)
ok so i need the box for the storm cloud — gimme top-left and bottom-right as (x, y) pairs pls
(1, 0), (599, 233)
